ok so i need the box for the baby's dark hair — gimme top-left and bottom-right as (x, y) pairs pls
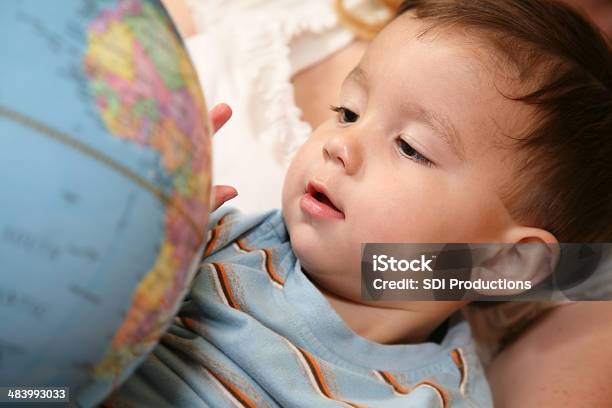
(397, 0), (612, 242)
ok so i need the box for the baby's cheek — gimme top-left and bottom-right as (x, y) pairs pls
(351, 209), (431, 244)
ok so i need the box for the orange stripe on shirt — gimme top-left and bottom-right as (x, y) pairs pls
(204, 367), (259, 408)
(212, 262), (241, 310)
(262, 248), (284, 286)
(236, 238), (252, 252)
(450, 348), (466, 389)
(236, 238), (285, 286)
(204, 214), (228, 257)
(379, 370), (410, 395)
(297, 347), (363, 408)
(415, 380), (449, 408)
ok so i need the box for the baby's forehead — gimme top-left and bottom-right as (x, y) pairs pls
(353, 22), (537, 169)
(375, 12), (528, 83)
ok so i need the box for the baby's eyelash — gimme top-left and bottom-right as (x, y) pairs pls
(396, 137), (434, 167)
(328, 106), (433, 167)
(329, 105), (359, 123)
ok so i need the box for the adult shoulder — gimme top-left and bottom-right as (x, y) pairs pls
(487, 301), (612, 407)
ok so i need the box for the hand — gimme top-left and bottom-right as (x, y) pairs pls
(209, 103), (238, 211)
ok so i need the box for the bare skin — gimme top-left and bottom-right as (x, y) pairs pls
(487, 302), (612, 407)
(163, 1), (612, 406)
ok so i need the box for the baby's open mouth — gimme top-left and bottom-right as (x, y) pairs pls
(300, 182), (345, 219)
(312, 191), (339, 211)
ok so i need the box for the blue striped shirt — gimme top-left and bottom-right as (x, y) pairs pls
(104, 207), (492, 407)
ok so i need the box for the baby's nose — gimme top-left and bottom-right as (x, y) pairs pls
(322, 135), (363, 175)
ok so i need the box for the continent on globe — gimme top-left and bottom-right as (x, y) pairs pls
(0, 0), (212, 406)
(83, 0), (210, 380)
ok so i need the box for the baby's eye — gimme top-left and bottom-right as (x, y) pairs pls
(330, 105), (359, 123)
(395, 137), (433, 167)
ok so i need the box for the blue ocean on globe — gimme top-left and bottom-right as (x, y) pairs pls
(0, 0), (212, 405)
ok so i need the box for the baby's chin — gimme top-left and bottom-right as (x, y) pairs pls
(289, 233), (330, 277)
(300, 263), (365, 305)
(288, 232), (317, 272)
(291, 240), (362, 298)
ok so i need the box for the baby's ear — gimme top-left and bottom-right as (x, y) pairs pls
(471, 228), (560, 297)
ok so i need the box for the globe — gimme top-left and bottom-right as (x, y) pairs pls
(0, 0), (212, 405)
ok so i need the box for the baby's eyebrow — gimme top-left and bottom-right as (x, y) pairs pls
(415, 105), (466, 161)
(346, 66), (369, 88)
(346, 66), (466, 160)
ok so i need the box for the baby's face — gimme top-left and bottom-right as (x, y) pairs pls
(282, 13), (533, 302)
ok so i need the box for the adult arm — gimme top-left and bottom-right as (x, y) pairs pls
(161, 0), (197, 37)
(487, 301), (612, 407)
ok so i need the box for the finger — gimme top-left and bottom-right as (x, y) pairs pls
(210, 103), (232, 133)
(211, 185), (238, 211)
(212, 185), (238, 211)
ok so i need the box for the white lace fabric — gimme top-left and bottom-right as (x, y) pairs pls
(184, 0), (356, 213)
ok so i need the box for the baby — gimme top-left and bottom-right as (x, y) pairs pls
(105, 0), (612, 407)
